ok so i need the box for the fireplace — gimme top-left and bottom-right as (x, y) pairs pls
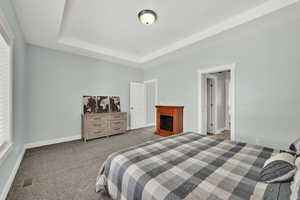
(160, 115), (173, 132)
(155, 106), (184, 136)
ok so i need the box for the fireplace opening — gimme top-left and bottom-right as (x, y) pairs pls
(160, 115), (173, 132)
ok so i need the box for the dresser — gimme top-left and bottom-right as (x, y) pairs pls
(82, 112), (127, 141)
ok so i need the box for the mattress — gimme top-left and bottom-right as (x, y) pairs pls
(96, 132), (291, 200)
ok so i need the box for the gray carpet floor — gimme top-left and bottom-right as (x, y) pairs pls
(7, 128), (229, 200)
(7, 127), (160, 200)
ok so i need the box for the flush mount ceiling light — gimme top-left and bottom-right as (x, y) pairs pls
(138, 10), (157, 25)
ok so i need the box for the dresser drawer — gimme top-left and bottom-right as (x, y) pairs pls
(110, 120), (126, 130)
(86, 120), (109, 129)
(86, 114), (109, 121)
(82, 113), (127, 141)
(85, 125), (108, 133)
(109, 113), (126, 120)
(110, 126), (126, 135)
(86, 129), (109, 138)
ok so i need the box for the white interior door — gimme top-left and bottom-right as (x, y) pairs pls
(130, 82), (146, 129)
(207, 78), (216, 133)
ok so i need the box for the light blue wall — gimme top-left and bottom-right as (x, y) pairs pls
(144, 4), (300, 150)
(1, 1), (300, 197)
(26, 45), (143, 143)
(0, 0), (27, 196)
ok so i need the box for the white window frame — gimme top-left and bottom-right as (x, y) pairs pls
(0, 8), (15, 166)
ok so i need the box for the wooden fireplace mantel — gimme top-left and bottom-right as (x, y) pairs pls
(155, 106), (184, 137)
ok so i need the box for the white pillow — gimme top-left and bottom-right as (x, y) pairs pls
(290, 167), (300, 200)
(260, 152), (296, 183)
(296, 156), (300, 169)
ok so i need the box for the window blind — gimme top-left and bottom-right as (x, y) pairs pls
(0, 32), (10, 147)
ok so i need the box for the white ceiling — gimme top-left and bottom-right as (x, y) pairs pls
(13, 0), (299, 67)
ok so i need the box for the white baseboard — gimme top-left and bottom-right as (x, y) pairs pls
(0, 147), (25, 200)
(25, 135), (82, 149)
(183, 129), (198, 133)
(215, 127), (226, 134)
(146, 123), (155, 127)
(128, 123), (155, 131)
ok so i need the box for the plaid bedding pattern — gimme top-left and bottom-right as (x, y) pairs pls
(96, 132), (289, 200)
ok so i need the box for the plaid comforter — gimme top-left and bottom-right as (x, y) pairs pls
(96, 132), (291, 200)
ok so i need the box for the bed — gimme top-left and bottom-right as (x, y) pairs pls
(96, 132), (292, 200)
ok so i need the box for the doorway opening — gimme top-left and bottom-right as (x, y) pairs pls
(144, 79), (158, 127)
(198, 64), (235, 140)
(129, 79), (158, 130)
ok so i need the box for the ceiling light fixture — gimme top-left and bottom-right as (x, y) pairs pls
(138, 10), (157, 25)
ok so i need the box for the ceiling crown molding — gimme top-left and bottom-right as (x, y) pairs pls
(13, 0), (300, 67)
(59, 0), (299, 66)
(139, 0), (300, 63)
(58, 37), (142, 66)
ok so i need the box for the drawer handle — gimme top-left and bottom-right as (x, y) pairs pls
(94, 131), (103, 134)
(93, 123), (102, 126)
(113, 128), (121, 130)
(112, 122), (121, 125)
(93, 123), (107, 126)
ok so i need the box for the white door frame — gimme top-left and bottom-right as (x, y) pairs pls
(198, 64), (235, 140)
(225, 79), (231, 130)
(144, 79), (158, 126)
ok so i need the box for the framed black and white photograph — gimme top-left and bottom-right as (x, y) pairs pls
(109, 96), (121, 112)
(83, 96), (97, 114)
(96, 96), (109, 113)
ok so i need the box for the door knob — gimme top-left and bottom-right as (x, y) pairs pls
(130, 107), (134, 110)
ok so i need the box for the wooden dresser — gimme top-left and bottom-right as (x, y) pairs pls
(82, 112), (127, 141)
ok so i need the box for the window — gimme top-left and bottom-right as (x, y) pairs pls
(0, 33), (11, 146)
(0, 10), (13, 164)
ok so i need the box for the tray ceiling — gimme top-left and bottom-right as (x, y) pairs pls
(13, 0), (299, 67)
